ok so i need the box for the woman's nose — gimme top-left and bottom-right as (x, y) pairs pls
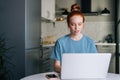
(75, 25), (79, 29)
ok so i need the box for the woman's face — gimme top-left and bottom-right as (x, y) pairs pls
(68, 15), (84, 36)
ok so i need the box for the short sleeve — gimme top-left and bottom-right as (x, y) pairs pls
(89, 42), (97, 53)
(50, 40), (62, 61)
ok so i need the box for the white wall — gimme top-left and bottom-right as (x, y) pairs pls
(41, 21), (114, 43)
(83, 22), (114, 42)
(41, 21), (69, 39)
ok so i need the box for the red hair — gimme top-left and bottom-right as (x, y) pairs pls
(67, 11), (85, 25)
(71, 3), (80, 11)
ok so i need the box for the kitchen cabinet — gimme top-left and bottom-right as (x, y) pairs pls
(41, 0), (55, 21)
(96, 43), (116, 73)
(39, 46), (54, 73)
(96, 43), (116, 53)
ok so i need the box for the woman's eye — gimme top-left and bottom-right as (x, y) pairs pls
(70, 22), (83, 26)
(78, 23), (83, 26)
(70, 23), (75, 26)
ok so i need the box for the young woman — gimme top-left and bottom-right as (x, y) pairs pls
(50, 4), (97, 73)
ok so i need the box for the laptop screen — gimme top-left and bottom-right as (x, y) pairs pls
(61, 53), (111, 79)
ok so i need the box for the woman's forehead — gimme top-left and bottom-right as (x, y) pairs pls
(71, 15), (83, 18)
(70, 15), (83, 22)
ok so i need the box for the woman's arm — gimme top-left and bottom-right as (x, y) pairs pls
(54, 60), (61, 73)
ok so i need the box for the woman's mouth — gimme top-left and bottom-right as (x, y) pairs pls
(74, 30), (79, 33)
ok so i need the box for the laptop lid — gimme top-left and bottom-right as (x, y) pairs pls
(61, 53), (111, 79)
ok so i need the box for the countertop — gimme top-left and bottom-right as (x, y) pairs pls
(95, 43), (116, 46)
(42, 43), (116, 47)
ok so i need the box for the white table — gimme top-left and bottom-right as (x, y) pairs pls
(20, 72), (120, 80)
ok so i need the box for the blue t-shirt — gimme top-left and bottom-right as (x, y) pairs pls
(50, 34), (97, 62)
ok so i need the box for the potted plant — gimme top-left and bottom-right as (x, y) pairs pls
(0, 34), (14, 80)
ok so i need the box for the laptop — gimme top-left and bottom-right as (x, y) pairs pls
(61, 53), (111, 80)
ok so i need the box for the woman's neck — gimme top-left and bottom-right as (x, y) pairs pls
(70, 33), (83, 41)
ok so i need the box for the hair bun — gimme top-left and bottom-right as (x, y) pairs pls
(71, 3), (80, 12)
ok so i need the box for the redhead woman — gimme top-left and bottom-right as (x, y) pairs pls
(50, 4), (97, 73)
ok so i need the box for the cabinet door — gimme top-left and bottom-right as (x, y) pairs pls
(41, 0), (55, 20)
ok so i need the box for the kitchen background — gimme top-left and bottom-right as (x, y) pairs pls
(40, 0), (117, 74)
(25, 0), (120, 78)
(41, 21), (114, 43)
(41, 0), (115, 43)
(0, 0), (119, 80)
(40, 0), (119, 76)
